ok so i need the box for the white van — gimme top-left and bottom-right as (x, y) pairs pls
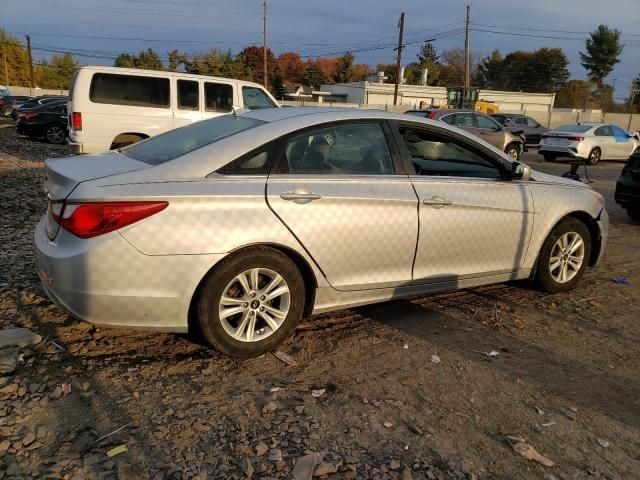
(67, 66), (279, 154)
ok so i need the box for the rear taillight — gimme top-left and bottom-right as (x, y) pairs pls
(428, 110), (437, 119)
(18, 112), (38, 119)
(72, 112), (82, 131)
(571, 136), (584, 142)
(53, 201), (168, 239)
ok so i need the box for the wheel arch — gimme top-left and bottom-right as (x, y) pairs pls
(109, 132), (149, 150)
(187, 243), (318, 334)
(531, 210), (603, 278)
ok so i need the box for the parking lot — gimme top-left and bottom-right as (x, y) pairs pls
(0, 120), (639, 480)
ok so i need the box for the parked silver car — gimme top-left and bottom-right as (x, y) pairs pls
(35, 108), (608, 357)
(539, 122), (640, 165)
(405, 109), (525, 159)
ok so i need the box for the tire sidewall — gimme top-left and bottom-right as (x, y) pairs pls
(197, 248), (305, 357)
(537, 218), (592, 293)
(45, 124), (66, 144)
(505, 143), (520, 160)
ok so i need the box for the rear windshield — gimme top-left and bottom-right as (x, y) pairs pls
(405, 111), (430, 117)
(123, 115), (264, 165)
(555, 124), (593, 133)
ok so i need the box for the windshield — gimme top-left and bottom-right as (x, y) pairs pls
(405, 111), (429, 117)
(123, 115), (265, 165)
(555, 124), (593, 133)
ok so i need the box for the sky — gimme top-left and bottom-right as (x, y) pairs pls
(1, 0), (639, 99)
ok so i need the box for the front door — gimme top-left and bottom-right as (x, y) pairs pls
(473, 113), (506, 149)
(266, 121), (419, 291)
(393, 122), (534, 283)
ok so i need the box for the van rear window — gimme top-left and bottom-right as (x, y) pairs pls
(90, 73), (169, 108)
(122, 115), (264, 165)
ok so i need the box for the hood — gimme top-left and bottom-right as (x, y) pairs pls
(529, 169), (587, 188)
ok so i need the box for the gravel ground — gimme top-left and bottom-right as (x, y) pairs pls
(1, 122), (639, 480)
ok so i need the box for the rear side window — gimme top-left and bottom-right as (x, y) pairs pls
(205, 82), (233, 112)
(217, 149), (272, 175)
(475, 114), (501, 129)
(594, 126), (613, 136)
(123, 116), (264, 165)
(242, 87), (276, 110)
(177, 80), (199, 110)
(90, 73), (169, 108)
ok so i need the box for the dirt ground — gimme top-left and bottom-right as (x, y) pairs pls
(0, 122), (639, 480)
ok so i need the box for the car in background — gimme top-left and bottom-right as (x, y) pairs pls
(405, 108), (524, 159)
(10, 96), (67, 120)
(16, 100), (68, 144)
(490, 113), (549, 146)
(539, 123), (640, 165)
(615, 149), (640, 221)
(0, 85), (10, 98)
(0, 96), (35, 117)
(36, 107), (608, 357)
(67, 65), (280, 154)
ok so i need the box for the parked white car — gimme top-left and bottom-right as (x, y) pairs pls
(539, 122), (640, 165)
(67, 66), (279, 154)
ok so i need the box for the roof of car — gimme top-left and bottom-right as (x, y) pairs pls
(239, 106), (409, 123)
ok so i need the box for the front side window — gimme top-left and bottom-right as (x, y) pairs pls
(177, 79), (199, 110)
(242, 87), (276, 110)
(400, 127), (502, 179)
(123, 116), (264, 165)
(282, 123), (394, 175)
(525, 117), (539, 127)
(90, 73), (169, 108)
(475, 114), (501, 130)
(205, 82), (233, 112)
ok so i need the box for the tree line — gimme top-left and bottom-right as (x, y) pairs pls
(1, 24), (637, 112)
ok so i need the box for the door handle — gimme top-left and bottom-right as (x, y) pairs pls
(280, 189), (322, 204)
(423, 195), (453, 208)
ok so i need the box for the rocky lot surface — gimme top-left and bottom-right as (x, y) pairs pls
(0, 123), (639, 480)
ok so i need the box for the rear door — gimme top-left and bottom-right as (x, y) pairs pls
(393, 121), (533, 283)
(266, 121), (418, 291)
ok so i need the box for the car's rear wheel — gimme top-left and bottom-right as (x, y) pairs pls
(587, 147), (601, 165)
(505, 143), (520, 160)
(536, 218), (591, 293)
(627, 208), (640, 221)
(45, 124), (66, 144)
(543, 153), (557, 162)
(1, 106), (12, 117)
(196, 247), (305, 357)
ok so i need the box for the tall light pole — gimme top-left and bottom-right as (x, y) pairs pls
(263, 0), (268, 89)
(25, 34), (35, 91)
(464, 4), (471, 88)
(393, 12), (405, 106)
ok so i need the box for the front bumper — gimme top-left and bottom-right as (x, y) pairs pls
(592, 208), (609, 267)
(614, 175), (640, 208)
(34, 216), (225, 332)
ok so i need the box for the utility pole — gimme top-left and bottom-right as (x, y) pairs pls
(393, 12), (405, 106)
(263, 0), (268, 89)
(628, 87), (639, 131)
(25, 34), (35, 91)
(1, 42), (8, 86)
(464, 4), (471, 89)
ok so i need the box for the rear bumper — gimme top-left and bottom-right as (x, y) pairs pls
(68, 140), (83, 155)
(34, 216), (226, 332)
(538, 142), (590, 159)
(615, 175), (640, 208)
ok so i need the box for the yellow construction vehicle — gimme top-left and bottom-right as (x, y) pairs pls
(444, 87), (499, 114)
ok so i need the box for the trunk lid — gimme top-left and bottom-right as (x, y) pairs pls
(43, 151), (150, 240)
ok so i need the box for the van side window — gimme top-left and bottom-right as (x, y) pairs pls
(242, 86), (276, 110)
(205, 82), (233, 113)
(89, 73), (169, 108)
(177, 80), (199, 110)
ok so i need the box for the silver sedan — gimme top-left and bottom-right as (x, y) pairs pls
(539, 122), (640, 165)
(35, 107), (608, 357)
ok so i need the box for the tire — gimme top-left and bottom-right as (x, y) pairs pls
(505, 143), (520, 160)
(628, 208), (640, 221)
(536, 218), (591, 293)
(587, 147), (601, 165)
(543, 153), (557, 162)
(196, 247), (305, 357)
(45, 124), (66, 144)
(1, 106), (12, 117)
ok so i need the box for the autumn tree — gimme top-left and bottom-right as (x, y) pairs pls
(277, 51), (305, 85)
(303, 62), (329, 89)
(438, 48), (478, 87)
(0, 29), (31, 86)
(238, 45), (276, 86)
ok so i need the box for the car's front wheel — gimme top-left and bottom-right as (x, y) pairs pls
(196, 247), (305, 357)
(543, 153), (557, 162)
(505, 143), (520, 160)
(627, 208), (640, 221)
(536, 218), (591, 293)
(45, 124), (66, 144)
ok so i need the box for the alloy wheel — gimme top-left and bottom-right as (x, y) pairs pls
(549, 232), (585, 283)
(589, 148), (601, 165)
(218, 267), (290, 342)
(46, 126), (65, 144)
(506, 147), (519, 159)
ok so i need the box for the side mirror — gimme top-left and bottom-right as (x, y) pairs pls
(512, 162), (531, 181)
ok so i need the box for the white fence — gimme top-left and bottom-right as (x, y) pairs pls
(6, 85), (69, 96)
